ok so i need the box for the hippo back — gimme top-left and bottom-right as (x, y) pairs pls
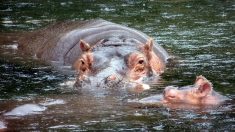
(19, 19), (169, 66)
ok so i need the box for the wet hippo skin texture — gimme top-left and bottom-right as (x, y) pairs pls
(17, 19), (169, 90)
(18, 19), (169, 66)
(130, 75), (228, 108)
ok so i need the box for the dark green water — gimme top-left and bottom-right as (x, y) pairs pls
(0, 0), (234, 131)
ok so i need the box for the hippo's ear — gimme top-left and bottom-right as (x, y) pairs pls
(195, 75), (208, 85)
(79, 40), (91, 52)
(144, 38), (153, 52)
(197, 81), (213, 97)
(142, 38), (164, 74)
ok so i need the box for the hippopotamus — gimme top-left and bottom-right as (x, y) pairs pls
(163, 75), (227, 105)
(129, 75), (227, 108)
(17, 19), (169, 89)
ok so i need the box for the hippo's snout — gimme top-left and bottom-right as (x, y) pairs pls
(106, 75), (118, 82)
(74, 71), (151, 94)
(163, 86), (179, 100)
(75, 72), (124, 88)
(104, 74), (127, 88)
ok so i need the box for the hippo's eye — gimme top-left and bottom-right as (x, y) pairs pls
(138, 59), (144, 65)
(80, 60), (85, 65)
(168, 95), (176, 99)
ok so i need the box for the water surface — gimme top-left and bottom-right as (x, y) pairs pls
(0, 0), (234, 131)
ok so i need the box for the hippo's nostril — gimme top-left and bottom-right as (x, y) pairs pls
(104, 75), (117, 84)
(107, 75), (117, 81)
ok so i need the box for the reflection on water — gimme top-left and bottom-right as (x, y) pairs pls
(0, 0), (234, 131)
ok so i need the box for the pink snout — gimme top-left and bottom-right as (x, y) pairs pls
(163, 86), (180, 101)
(106, 75), (117, 81)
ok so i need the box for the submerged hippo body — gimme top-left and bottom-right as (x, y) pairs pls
(18, 19), (169, 88)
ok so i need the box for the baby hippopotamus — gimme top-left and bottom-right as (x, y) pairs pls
(163, 75), (226, 105)
(130, 75), (227, 108)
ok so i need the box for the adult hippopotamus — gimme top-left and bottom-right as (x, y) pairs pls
(17, 19), (169, 89)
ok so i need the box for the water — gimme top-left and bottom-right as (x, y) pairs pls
(0, 0), (234, 131)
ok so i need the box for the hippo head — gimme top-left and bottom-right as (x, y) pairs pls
(163, 75), (225, 105)
(72, 38), (165, 91)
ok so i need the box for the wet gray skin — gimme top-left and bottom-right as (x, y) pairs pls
(19, 19), (168, 64)
(74, 38), (148, 89)
(18, 19), (169, 89)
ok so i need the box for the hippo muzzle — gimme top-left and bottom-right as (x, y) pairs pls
(73, 47), (155, 93)
(74, 55), (149, 90)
